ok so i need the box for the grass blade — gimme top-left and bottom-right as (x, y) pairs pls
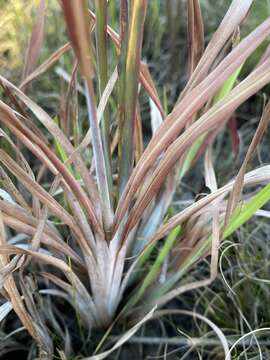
(20, 43), (71, 89)
(187, 0), (204, 77)
(127, 226), (181, 309)
(94, 0), (113, 205)
(21, 0), (45, 90)
(180, 65), (243, 179)
(61, 0), (113, 237)
(223, 183), (270, 239)
(118, 0), (147, 194)
(83, 306), (156, 360)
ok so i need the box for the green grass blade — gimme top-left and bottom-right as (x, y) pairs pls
(118, 0), (147, 194)
(95, 0), (113, 205)
(127, 225), (181, 309)
(179, 134), (205, 179)
(53, 117), (79, 179)
(223, 183), (270, 238)
(213, 65), (243, 103)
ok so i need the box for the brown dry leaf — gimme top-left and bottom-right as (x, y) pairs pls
(0, 244), (97, 328)
(0, 212), (42, 352)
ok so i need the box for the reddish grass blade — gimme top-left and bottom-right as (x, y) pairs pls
(20, 43), (71, 89)
(116, 0), (129, 199)
(134, 102), (144, 163)
(140, 62), (165, 118)
(187, 0), (204, 77)
(21, 0), (45, 91)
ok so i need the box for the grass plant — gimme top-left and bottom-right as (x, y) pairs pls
(1, 1), (270, 358)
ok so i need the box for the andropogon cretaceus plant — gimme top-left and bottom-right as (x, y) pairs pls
(1, 0), (270, 358)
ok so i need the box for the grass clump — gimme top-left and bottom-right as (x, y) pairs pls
(0, 1), (270, 358)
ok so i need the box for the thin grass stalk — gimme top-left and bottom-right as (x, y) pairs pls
(118, 0), (147, 194)
(187, 0), (204, 78)
(19, 43), (71, 89)
(94, 0), (113, 206)
(63, 60), (78, 143)
(117, 0), (129, 197)
(21, 0), (45, 92)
